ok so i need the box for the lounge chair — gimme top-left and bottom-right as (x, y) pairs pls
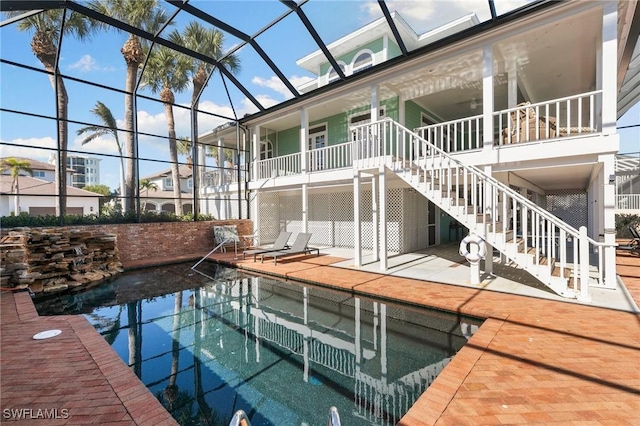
(259, 232), (320, 264)
(213, 225), (248, 256)
(242, 231), (292, 261)
(617, 226), (640, 255)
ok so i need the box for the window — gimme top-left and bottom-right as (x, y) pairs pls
(260, 140), (273, 160)
(327, 62), (346, 83)
(352, 51), (373, 73)
(187, 178), (193, 189)
(349, 107), (386, 126)
(308, 125), (327, 150)
(163, 177), (173, 189)
(32, 171), (45, 178)
(308, 124), (327, 171)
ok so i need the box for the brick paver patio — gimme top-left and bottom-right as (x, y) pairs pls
(1, 250), (638, 425)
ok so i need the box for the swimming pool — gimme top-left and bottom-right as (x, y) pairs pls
(35, 262), (482, 426)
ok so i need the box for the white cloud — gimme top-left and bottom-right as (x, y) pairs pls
(252, 74), (314, 101)
(252, 76), (294, 99)
(67, 54), (116, 73)
(359, 0), (531, 32)
(70, 134), (122, 155)
(1, 137), (57, 163)
(68, 54), (99, 72)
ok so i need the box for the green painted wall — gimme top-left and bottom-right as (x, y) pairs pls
(273, 96), (400, 153)
(405, 100), (426, 130)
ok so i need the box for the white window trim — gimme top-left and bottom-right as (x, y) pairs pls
(348, 106), (386, 126)
(326, 61), (347, 84)
(260, 139), (274, 160)
(351, 49), (375, 74)
(308, 122), (328, 150)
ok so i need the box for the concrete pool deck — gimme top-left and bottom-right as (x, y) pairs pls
(1, 249), (639, 425)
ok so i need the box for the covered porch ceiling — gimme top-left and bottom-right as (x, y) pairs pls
(251, 2), (638, 136)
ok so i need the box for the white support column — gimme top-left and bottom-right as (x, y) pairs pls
(379, 166), (387, 271)
(252, 125), (260, 181)
(484, 165), (493, 275)
(354, 172), (362, 267)
(217, 139), (224, 184)
(482, 45), (495, 150)
(300, 107), (309, 173)
(602, 153), (617, 288)
(370, 84), (380, 122)
(507, 58), (518, 108)
(302, 183), (308, 233)
(600, 2), (618, 134)
(372, 174), (379, 262)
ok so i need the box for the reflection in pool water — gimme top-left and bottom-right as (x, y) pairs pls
(35, 263), (481, 426)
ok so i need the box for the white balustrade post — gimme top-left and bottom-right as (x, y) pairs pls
(300, 107), (308, 173)
(578, 226), (592, 303)
(379, 166), (387, 272)
(354, 171), (362, 267)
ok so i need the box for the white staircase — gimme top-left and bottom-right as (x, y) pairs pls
(351, 119), (616, 301)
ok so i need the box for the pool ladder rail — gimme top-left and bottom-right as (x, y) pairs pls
(228, 407), (341, 426)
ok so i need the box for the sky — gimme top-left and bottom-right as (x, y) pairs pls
(1, 0), (638, 191)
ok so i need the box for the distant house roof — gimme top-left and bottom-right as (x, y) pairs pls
(0, 157), (55, 173)
(0, 175), (100, 197)
(141, 164), (193, 181)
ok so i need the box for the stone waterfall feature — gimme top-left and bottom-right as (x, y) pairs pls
(0, 228), (122, 294)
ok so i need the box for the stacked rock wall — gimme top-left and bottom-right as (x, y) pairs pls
(1, 228), (122, 294)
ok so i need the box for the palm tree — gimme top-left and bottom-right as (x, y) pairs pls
(139, 178), (158, 211)
(88, 0), (170, 213)
(5, 9), (97, 217)
(76, 101), (125, 209)
(0, 158), (33, 216)
(141, 46), (191, 216)
(169, 22), (240, 195)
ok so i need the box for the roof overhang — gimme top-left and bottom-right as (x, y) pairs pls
(617, 0), (640, 118)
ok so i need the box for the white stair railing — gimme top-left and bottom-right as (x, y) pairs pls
(350, 118), (616, 300)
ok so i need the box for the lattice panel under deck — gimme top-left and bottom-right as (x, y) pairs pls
(546, 189), (588, 230)
(330, 192), (355, 248)
(256, 193), (280, 244)
(308, 193), (332, 247)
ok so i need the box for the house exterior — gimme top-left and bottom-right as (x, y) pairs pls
(198, 1), (639, 302)
(0, 157), (99, 216)
(140, 164), (194, 214)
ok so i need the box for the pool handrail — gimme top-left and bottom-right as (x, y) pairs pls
(328, 406), (341, 426)
(229, 410), (251, 426)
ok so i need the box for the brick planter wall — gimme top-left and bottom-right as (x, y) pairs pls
(65, 220), (253, 262)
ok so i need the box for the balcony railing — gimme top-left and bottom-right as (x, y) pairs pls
(496, 91), (601, 145)
(616, 194), (640, 211)
(246, 91), (603, 182)
(255, 152), (301, 180)
(306, 141), (352, 172)
(414, 114), (483, 153)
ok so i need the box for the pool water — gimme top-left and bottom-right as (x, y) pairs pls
(35, 263), (482, 426)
